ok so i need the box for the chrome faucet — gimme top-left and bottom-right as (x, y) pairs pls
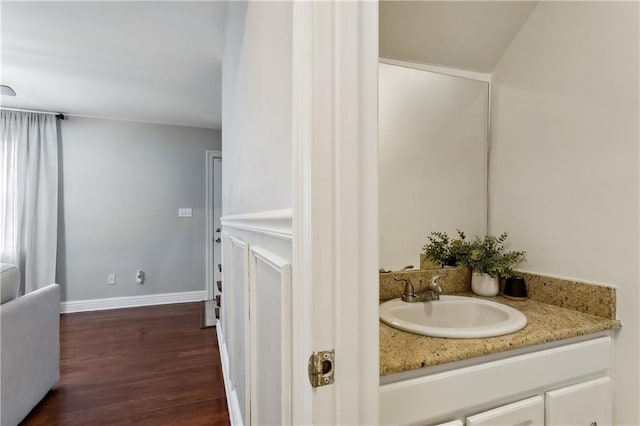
(395, 274), (444, 303)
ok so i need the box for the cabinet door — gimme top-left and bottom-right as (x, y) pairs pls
(466, 396), (544, 426)
(546, 377), (612, 426)
(435, 421), (463, 426)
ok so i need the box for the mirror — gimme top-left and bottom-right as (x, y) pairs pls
(378, 61), (489, 271)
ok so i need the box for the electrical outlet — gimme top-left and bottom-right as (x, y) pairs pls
(178, 208), (192, 218)
(108, 274), (116, 285)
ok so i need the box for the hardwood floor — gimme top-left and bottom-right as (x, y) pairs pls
(21, 303), (230, 426)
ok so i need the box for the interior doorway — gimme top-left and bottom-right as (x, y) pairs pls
(206, 150), (223, 301)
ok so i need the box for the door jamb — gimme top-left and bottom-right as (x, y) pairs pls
(291, 2), (379, 424)
(206, 149), (223, 300)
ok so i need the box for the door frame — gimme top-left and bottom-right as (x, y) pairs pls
(291, 2), (379, 424)
(205, 149), (223, 300)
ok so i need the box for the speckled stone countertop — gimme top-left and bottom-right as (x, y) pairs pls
(379, 293), (620, 376)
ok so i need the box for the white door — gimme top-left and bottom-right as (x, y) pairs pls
(206, 150), (222, 301)
(212, 157), (222, 299)
(546, 377), (613, 426)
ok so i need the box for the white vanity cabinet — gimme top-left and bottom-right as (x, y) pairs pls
(438, 384), (612, 426)
(380, 336), (613, 426)
(546, 377), (612, 426)
(466, 396), (544, 426)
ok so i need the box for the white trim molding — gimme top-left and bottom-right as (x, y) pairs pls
(60, 290), (207, 314)
(291, 3), (315, 422)
(292, 2), (379, 424)
(221, 209), (292, 241)
(227, 235), (251, 423)
(217, 324), (244, 426)
(379, 57), (492, 83)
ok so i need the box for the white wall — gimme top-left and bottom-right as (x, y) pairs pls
(56, 116), (221, 302)
(379, 63), (488, 270)
(379, 1), (537, 73)
(220, 3), (294, 425)
(489, 2), (639, 424)
(221, 1), (292, 216)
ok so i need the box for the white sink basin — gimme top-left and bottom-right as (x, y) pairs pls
(379, 295), (528, 338)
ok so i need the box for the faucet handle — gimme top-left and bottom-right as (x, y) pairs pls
(393, 276), (410, 285)
(394, 276), (417, 301)
(429, 275), (444, 292)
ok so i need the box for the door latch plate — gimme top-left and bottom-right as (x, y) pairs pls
(308, 350), (335, 387)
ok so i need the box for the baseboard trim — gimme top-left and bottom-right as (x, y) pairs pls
(217, 323), (243, 425)
(60, 290), (207, 314)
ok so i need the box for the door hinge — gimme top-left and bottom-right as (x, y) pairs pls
(308, 350), (335, 387)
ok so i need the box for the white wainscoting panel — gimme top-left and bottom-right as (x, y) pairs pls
(249, 246), (292, 426)
(218, 211), (293, 426)
(228, 235), (250, 425)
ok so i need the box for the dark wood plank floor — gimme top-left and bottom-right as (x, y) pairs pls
(21, 303), (230, 426)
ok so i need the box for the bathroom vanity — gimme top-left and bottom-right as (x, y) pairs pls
(381, 331), (614, 425)
(379, 270), (620, 426)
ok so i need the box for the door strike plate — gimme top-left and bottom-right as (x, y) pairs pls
(308, 350), (335, 388)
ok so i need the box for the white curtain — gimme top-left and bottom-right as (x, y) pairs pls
(0, 110), (58, 294)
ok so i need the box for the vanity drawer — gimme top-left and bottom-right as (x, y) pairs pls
(466, 396), (543, 426)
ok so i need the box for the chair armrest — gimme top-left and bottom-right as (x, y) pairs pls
(1, 283), (60, 426)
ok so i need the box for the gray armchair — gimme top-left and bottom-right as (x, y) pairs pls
(0, 264), (60, 426)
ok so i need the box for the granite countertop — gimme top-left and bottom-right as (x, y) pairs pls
(379, 292), (620, 376)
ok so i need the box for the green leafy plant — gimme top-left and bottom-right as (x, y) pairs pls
(448, 230), (471, 266)
(458, 232), (526, 278)
(422, 230), (467, 267)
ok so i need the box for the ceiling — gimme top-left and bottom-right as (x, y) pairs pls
(380, 1), (539, 73)
(1, 1), (227, 129)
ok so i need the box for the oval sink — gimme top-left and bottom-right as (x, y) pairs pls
(379, 296), (528, 338)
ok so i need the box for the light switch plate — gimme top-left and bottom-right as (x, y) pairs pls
(178, 208), (192, 218)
